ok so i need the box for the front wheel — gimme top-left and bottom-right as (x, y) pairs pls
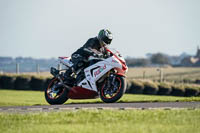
(45, 78), (69, 105)
(100, 76), (126, 103)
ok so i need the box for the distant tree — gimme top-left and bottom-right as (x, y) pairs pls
(126, 58), (150, 67)
(0, 57), (13, 62)
(150, 53), (170, 65)
(180, 56), (194, 67)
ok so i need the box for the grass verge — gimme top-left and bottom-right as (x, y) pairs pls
(0, 109), (200, 133)
(0, 89), (200, 106)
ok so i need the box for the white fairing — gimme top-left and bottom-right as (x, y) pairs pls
(78, 55), (124, 92)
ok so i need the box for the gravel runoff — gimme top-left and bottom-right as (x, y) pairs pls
(0, 102), (200, 113)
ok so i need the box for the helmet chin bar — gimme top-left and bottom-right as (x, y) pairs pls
(102, 42), (107, 46)
(99, 41), (106, 47)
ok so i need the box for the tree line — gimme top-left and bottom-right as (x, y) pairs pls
(125, 52), (188, 67)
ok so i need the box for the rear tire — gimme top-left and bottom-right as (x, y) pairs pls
(44, 78), (69, 105)
(100, 76), (126, 103)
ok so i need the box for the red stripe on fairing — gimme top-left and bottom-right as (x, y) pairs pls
(68, 87), (98, 99)
(106, 49), (128, 71)
(59, 57), (70, 59)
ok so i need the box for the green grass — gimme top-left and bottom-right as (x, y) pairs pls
(0, 109), (200, 133)
(0, 89), (200, 106)
(0, 90), (47, 106)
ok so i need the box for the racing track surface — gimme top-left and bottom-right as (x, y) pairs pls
(0, 102), (200, 113)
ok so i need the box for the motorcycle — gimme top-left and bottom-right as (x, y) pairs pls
(44, 48), (128, 105)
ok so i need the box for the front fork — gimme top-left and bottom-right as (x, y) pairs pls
(106, 72), (117, 90)
(103, 73), (119, 97)
(108, 74), (116, 87)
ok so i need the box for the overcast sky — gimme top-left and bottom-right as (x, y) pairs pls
(0, 0), (200, 58)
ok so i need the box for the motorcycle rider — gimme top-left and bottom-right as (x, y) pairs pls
(64, 29), (113, 83)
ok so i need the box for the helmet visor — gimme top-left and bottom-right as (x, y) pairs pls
(102, 36), (112, 45)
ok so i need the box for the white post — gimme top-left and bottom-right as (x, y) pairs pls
(157, 68), (163, 82)
(57, 64), (62, 70)
(16, 63), (19, 74)
(143, 71), (146, 80)
(36, 64), (40, 74)
(160, 68), (163, 82)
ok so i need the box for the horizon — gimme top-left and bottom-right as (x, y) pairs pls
(1, 0), (200, 59)
(0, 48), (196, 59)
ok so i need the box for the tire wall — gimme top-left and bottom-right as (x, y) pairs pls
(0, 75), (199, 97)
(0, 75), (51, 91)
(126, 79), (200, 97)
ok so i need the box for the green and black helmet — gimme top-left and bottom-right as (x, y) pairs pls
(97, 29), (113, 46)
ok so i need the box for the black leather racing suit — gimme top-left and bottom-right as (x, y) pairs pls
(71, 37), (108, 72)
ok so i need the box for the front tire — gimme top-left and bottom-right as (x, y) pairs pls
(44, 78), (69, 105)
(100, 76), (126, 103)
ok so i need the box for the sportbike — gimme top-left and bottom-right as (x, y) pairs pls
(45, 48), (128, 105)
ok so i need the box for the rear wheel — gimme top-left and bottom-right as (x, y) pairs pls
(100, 76), (126, 103)
(44, 78), (69, 105)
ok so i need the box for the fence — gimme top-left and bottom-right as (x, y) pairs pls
(0, 63), (62, 75)
(1, 64), (200, 84)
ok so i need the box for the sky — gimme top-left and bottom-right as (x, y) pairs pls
(0, 0), (200, 59)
